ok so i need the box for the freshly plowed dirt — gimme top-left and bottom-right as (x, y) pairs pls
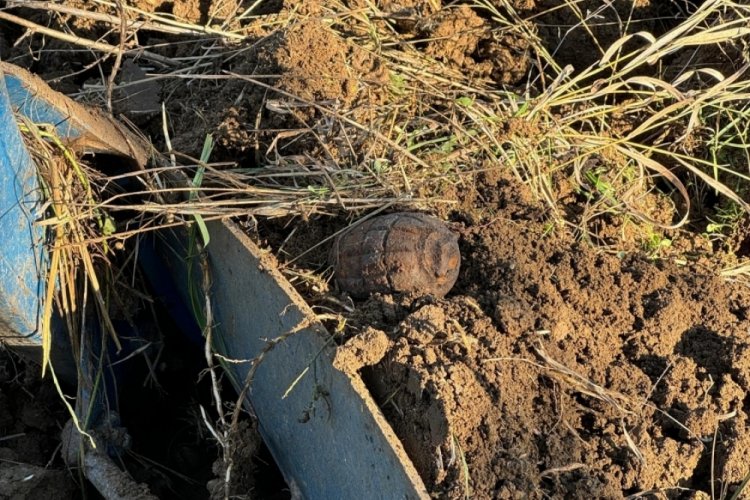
(3, 0), (750, 498)
(347, 172), (750, 498)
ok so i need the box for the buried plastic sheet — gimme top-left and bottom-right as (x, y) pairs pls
(0, 62), (160, 500)
(0, 65), (47, 346)
(0, 61), (150, 347)
(146, 220), (430, 499)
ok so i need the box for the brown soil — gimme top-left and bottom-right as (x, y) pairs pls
(4, 0), (750, 499)
(530, 0), (672, 71)
(344, 170), (750, 498)
(0, 350), (77, 499)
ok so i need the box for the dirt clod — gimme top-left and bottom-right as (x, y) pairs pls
(0, 462), (76, 500)
(333, 327), (390, 374)
(355, 171), (750, 499)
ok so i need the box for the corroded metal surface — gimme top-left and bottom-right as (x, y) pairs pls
(332, 212), (460, 298)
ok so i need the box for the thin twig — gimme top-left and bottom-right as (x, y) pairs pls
(0, 11), (178, 67)
(105, 0), (127, 114)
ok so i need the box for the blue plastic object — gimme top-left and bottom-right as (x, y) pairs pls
(0, 60), (147, 346)
(1, 61), (429, 498)
(5, 72), (83, 140)
(0, 66), (47, 345)
(0, 63), (144, 391)
(145, 220), (430, 499)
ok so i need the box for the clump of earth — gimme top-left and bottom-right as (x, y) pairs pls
(344, 170), (750, 498)
(2, 0), (749, 498)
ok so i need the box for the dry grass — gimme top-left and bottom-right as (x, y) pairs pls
(18, 118), (121, 372)
(17, 117), (115, 445)
(4, 0), (750, 496)
(5, 0), (749, 241)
